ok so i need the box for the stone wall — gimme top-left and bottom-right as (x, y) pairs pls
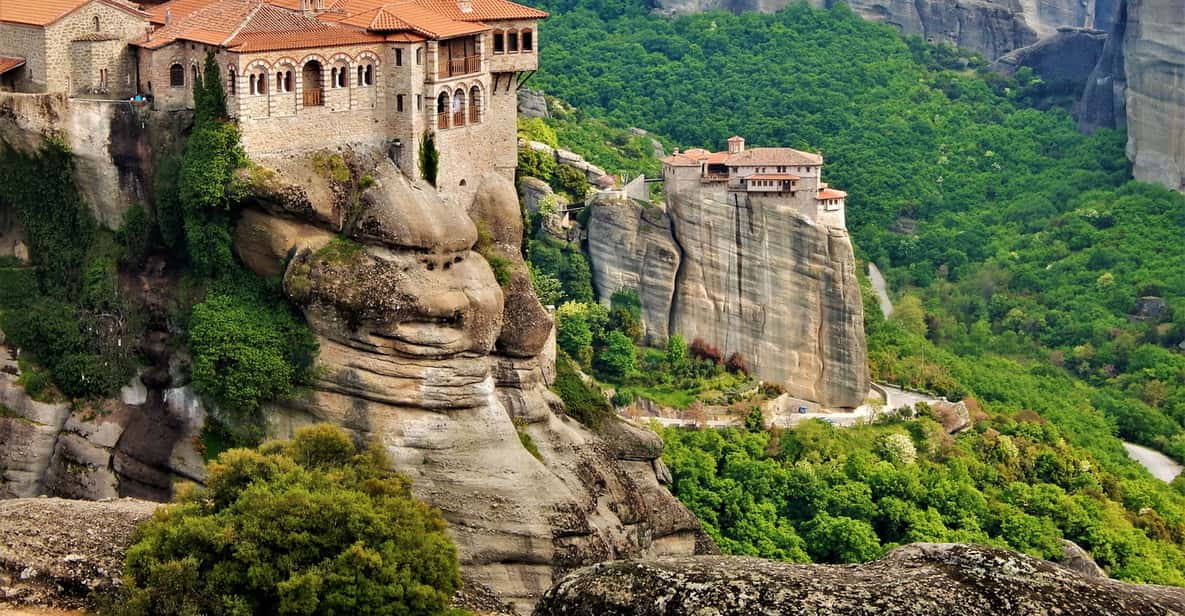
(0, 24), (47, 93)
(137, 40), (207, 110)
(45, 1), (148, 97)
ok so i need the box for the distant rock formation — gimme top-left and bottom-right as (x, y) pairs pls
(587, 190), (869, 408)
(235, 147), (714, 612)
(1119, 0), (1185, 191)
(534, 543), (1185, 615)
(994, 27), (1108, 97)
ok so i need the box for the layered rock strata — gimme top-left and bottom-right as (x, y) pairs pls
(236, 148), (712, 613)
(534, 543), (1185, 615)
(1119, 0), (1185, 191)
(587, 191), (869, 408)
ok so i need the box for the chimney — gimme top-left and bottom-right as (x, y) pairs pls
(458, 0), (473, 12)
(727, 135), (744, 154)
(164, 8), (172, 24)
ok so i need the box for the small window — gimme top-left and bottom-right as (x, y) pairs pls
(93, 16), (100, 32)
(285, 70), (293, 92)
(493, 31), (505, 54)
(396, 48), (403, 66)
(191, 65), (198, 87)
(169, 63), (184, 87)
(416, 93), (422, 110)
(276, 72), (283, 92)
(508, 30), (518, 53)
(397, 94), (404, 112)
(227, 68), (236, 95)
(249, 74), (257, 95)
(416, 47), (423, 65)
(337, 66), (346, 88)
(330, 67), (338, 88)
(357, 66), (364, 86)
(522, 29), (533, 52)
(99, 68), (106, 88)
(365, 64), (373, 85)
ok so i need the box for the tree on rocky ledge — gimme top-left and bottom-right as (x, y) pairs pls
(111, 425), (461, 616)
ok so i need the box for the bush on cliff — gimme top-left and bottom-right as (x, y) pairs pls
(114, 424), (462, 616)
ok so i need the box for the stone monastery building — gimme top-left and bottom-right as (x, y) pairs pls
(662, 136), (848, 228)
(0, 0), (546, 190)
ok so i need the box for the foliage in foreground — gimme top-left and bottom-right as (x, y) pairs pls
(115, 425), (462, 616)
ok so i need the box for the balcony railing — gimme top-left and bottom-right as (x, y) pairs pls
(303, 87), (323, 107)
(453, 111), (466, 127)
(438, 112), (449, 129)
(469, 104), (480, 124)
(439, 55), (481, 79)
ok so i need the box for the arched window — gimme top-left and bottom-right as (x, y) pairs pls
(507, 29), (519, 53)
(191, 65), (198, 88)
(330, 67), (337, 88)
(285, 70), (293, 92)
(227, 68), (236, 95)
(416, 47), (423, 65)
(493, 30), (505, 54)
(469, 85), (481, 123)
(357, 65), (364, 87)
(365, 64), (373, 85)
(437, 91), (449, 128)
(522, 29), (533, 52)
(331, 65), (346, 88)
(93, 16), (100, 31)
(452, 88), (465, 126)
(249, 73), (257, 95)
(169, 63), (184, 87)
(276, 72), (284, 92)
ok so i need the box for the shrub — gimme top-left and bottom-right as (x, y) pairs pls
(517, 117), (558, 147)
(188, 272), (317, 422)
(116, 204), (153, 266)
(597, 330), (637, 380)
(726, 352), (749, 375)
(517, 147), (556, 182)
(690, 337), (723, 364)
(52, 352), (133, 399)
(419, 133), (439, 186)
(611, 390), (635, 407)
(114, 425), (462, 616)
(556, 302), (594, 367)
(553, 164), (590, 199)
(553, 352), (613, 430)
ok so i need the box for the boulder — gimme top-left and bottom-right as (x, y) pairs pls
(1059, 539), (1106, 578)
(535, 543), (1185, 615)
(518, 88), (549, 119)
(995, 28), (1108, 95)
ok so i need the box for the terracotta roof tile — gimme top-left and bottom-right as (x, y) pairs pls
(705, 151), (729, 164)
(0, 56), (26, 74)
(661, 153), (699, 167)
(228, 25), (383, 51)
(139, 0), (334, 50)
(816, 188), (847, 200)
(726, 147), (822, 167)
(1, 0), (147, 27)
(146, 0), (215, 24)
(411, 0), (546, 21)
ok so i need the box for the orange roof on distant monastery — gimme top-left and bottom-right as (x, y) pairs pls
(726, 147), (822, 167)
(137, 0), (334, 49)
(1, 0), (146, 26)
(816, 188), (847, 200)
(335, 0), (488, 38)
(661, 152), (701, 167)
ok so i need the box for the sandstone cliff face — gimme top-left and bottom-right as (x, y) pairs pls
(587, 192), (869, 409)
(236, 149), (712, 613)
(534, 543), (1185, 615)
(1120, 0), (1185, 191)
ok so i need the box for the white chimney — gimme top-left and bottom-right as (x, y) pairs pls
(164, 8), (172, 24)
(727, 135), (745, 154)
(458, 0), (473, 13)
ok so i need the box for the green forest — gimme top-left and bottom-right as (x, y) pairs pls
(515, 0), (1185, 585)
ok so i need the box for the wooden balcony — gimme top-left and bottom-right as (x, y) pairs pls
(303, 87), (323, 107)
(469, 104), (480, 124)
(439, 56), (481, 79)
(438, 112), (449, 129)
(453, 111), (466, 127)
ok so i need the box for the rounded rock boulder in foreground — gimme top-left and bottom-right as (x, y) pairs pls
(533, 543), (1185, 616)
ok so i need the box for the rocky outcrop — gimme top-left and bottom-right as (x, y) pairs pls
(588, 190), (869, 408)
(586, 198), (680, 346)
(534, 543), (1185, 615)
(994, 27), (1108, 96)
(1120, 0), (1185, 191)
(237, 148), (712, 613)
(0, 497), (158, 609)
(518, 88), (549, 119)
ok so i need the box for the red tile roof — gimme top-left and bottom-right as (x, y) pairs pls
(337, 0), (487, 37)
(1, 0), (146, 27)
(146, 0), (215, 24)
(816, 188), (847, 200)
(661, 153), (700, 167)
(0, 56), (26, 74)
(229, 26), (384, 51)
(412, 0), (547, 21)
(726, 147), (822, 167)
(138, 0), (338, 49)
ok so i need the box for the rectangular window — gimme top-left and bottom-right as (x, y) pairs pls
(416, 47), (423, 65)
(493, 32), (505, 54)
(522, 30), (533, 51)
(397, 94), (405, 112)
(396, 48), (404, 66)
(416, 94), (422, 110)
(508, 31), (519, 53)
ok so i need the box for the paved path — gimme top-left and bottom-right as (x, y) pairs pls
(869, 262), (893, 318)
(1123, 442), (1184, 483)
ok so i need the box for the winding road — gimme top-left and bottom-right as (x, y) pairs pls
(869, 262), (893, 318)
(1122, 442), (1183, 483)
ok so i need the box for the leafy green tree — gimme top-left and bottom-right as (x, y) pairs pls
(666, 334), (690, 375)
(556, 301), (594, 367)
(891, 294), (928, 338)
(597, 329), (637, 380)
(419, 133), (439, 186)
(802, 514), (883, 563)
(115, 425), (461, 616)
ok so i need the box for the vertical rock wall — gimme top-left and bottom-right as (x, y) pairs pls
(1121, 0), (1185, 191)
(587, 191), (870, 409)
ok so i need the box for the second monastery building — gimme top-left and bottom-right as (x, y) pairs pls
(0, 0), (547, 187)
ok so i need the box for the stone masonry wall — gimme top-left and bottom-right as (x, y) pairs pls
(45, 1), (149, 97)
(0, 24), (47, 93)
